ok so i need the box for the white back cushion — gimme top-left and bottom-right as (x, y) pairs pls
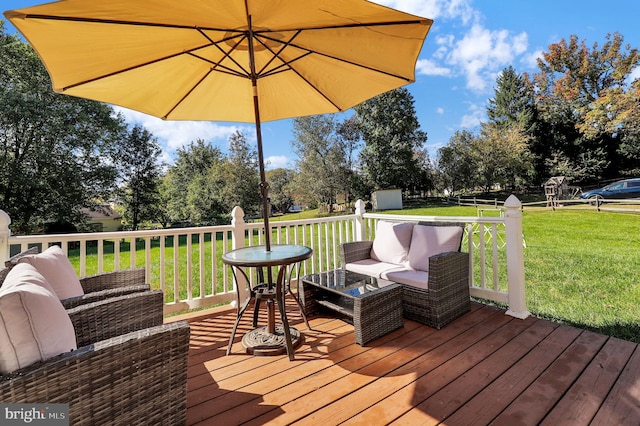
(0, 263), (77, 374)
(408, 225), (463, 272)
(17, 245), (84, 300)
(370, 221), (414, 265)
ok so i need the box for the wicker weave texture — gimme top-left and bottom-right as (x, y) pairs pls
(402, 251), (470, 329)
(353, 283), (403, 345)
(0, 321), (190, 425)
(69, 290), (165, 347)
(340, 241), (373, 265)
(79, 268), (146, 293)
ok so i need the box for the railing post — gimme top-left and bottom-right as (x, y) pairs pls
(230, 206), (249, 304)
(354, 199), (366, 241)
(0, 209), (10, 262)
(504, 195), (530, 319)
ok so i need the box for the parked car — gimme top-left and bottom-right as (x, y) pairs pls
(579, 178), (640, 201)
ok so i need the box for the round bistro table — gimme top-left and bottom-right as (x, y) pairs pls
(222, 244), (313, 360)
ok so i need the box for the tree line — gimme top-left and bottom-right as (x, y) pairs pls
(1, 20), (638, 233)
(438, 32), (639, 194)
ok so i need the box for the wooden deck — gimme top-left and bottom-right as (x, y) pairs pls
(171, 302), (640, 425)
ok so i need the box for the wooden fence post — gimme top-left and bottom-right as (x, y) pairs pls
(230, 206), (249, 304)
(0, 210), (10, 262)
(504, 195), (530, 319)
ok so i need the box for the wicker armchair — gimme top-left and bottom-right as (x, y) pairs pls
(0, 290), (190, 425)
(340, 221), (470, 329)
(4, 247), (150, 309)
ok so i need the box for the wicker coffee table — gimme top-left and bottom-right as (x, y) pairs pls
(300, 269), (403, 345)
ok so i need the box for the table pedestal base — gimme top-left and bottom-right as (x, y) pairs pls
(242, 324), (303, 356)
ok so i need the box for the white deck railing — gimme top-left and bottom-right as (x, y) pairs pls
(0, 196), (528, 318)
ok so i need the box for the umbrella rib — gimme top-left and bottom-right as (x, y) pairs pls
(254, 30), (302, 76)
(59, 44), (213, 91)
(197, 28), (252, 78)
(161, 68), (214, 119)
(185, 52), (249, 79)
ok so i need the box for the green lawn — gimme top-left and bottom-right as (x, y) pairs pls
(67, 205), (640, 342)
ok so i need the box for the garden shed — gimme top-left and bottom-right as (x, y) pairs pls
(371, 189), (402, 211)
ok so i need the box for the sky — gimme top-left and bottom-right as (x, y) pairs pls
(3, 0), (640, 169)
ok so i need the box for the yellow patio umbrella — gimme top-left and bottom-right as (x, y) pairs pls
(5, 0), (432, 251)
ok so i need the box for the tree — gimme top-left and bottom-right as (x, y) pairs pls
(355, 87), (428, 192)
(475, 123), (534, 191)
(292, 115), (350, 211)
(437, 130), (478, 195)
(579, 79), (640, 175)
(488, 66), (543, 185)
(531, 32), (639, 180)
(164, 140), (227, 224)
(0, 26), (126, 233)
(117, 125), (164, 230)
(266, 168), (296, 214)
(222, 131), (261, 217)
(336, 116), (362, 206)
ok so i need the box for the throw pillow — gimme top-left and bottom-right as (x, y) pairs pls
(370, 221), (414, 265)
(407, 225), (463, 272)
(16, 245), (84, 300)
(0, 263), (77, 374)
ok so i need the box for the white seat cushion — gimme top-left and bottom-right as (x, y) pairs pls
(370, 220), (414, 265)
(16, 245), (84, 300)
(344, 259), (405, 278)
(407, 225), (463, 272)
(383, 269), (429, 289)
(0, 263), (77, 374)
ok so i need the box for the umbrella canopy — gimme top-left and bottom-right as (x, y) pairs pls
(5, 0), (432, 250)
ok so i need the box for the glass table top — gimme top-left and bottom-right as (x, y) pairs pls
(302, 269), (397, 298)
(222, 244), (312, 266)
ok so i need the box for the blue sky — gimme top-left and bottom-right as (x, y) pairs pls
(3, 0), (640, 169)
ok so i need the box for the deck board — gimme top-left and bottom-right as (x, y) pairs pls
(168, 301), (640, 425)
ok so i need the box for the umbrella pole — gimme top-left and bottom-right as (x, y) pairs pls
(248, 16), (271, 252)
(253, 91), (271, 252)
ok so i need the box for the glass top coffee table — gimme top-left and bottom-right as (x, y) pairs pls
(300, 269), (403, 345)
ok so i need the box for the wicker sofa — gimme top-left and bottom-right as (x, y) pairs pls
(340, 220), (470, 329)
(3, 246), (150, 308)
(0, 272), (190, 425)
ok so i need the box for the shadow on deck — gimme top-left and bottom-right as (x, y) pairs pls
(168, 301), (640, 425)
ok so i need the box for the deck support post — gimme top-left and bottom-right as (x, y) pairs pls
(354, 199), (366, 241)
(230, 206), (249, 304)
(504, 195), (530, 319)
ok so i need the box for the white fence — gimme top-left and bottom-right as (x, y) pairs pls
(0, 196), (528, 318)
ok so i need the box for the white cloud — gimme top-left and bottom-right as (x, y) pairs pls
(459, 103), (484, 129)
(447, 24), (528, 92)
(113, 106), (250, 152)
(630, 66), (640, 82)
(373, 0), (475, 22)
(372, 0), (442, 20)
(416, 58), (451, 76)
(436, 107), (445, 115)
(265, 155), (290, 170)
(521, 49), (544, 70)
